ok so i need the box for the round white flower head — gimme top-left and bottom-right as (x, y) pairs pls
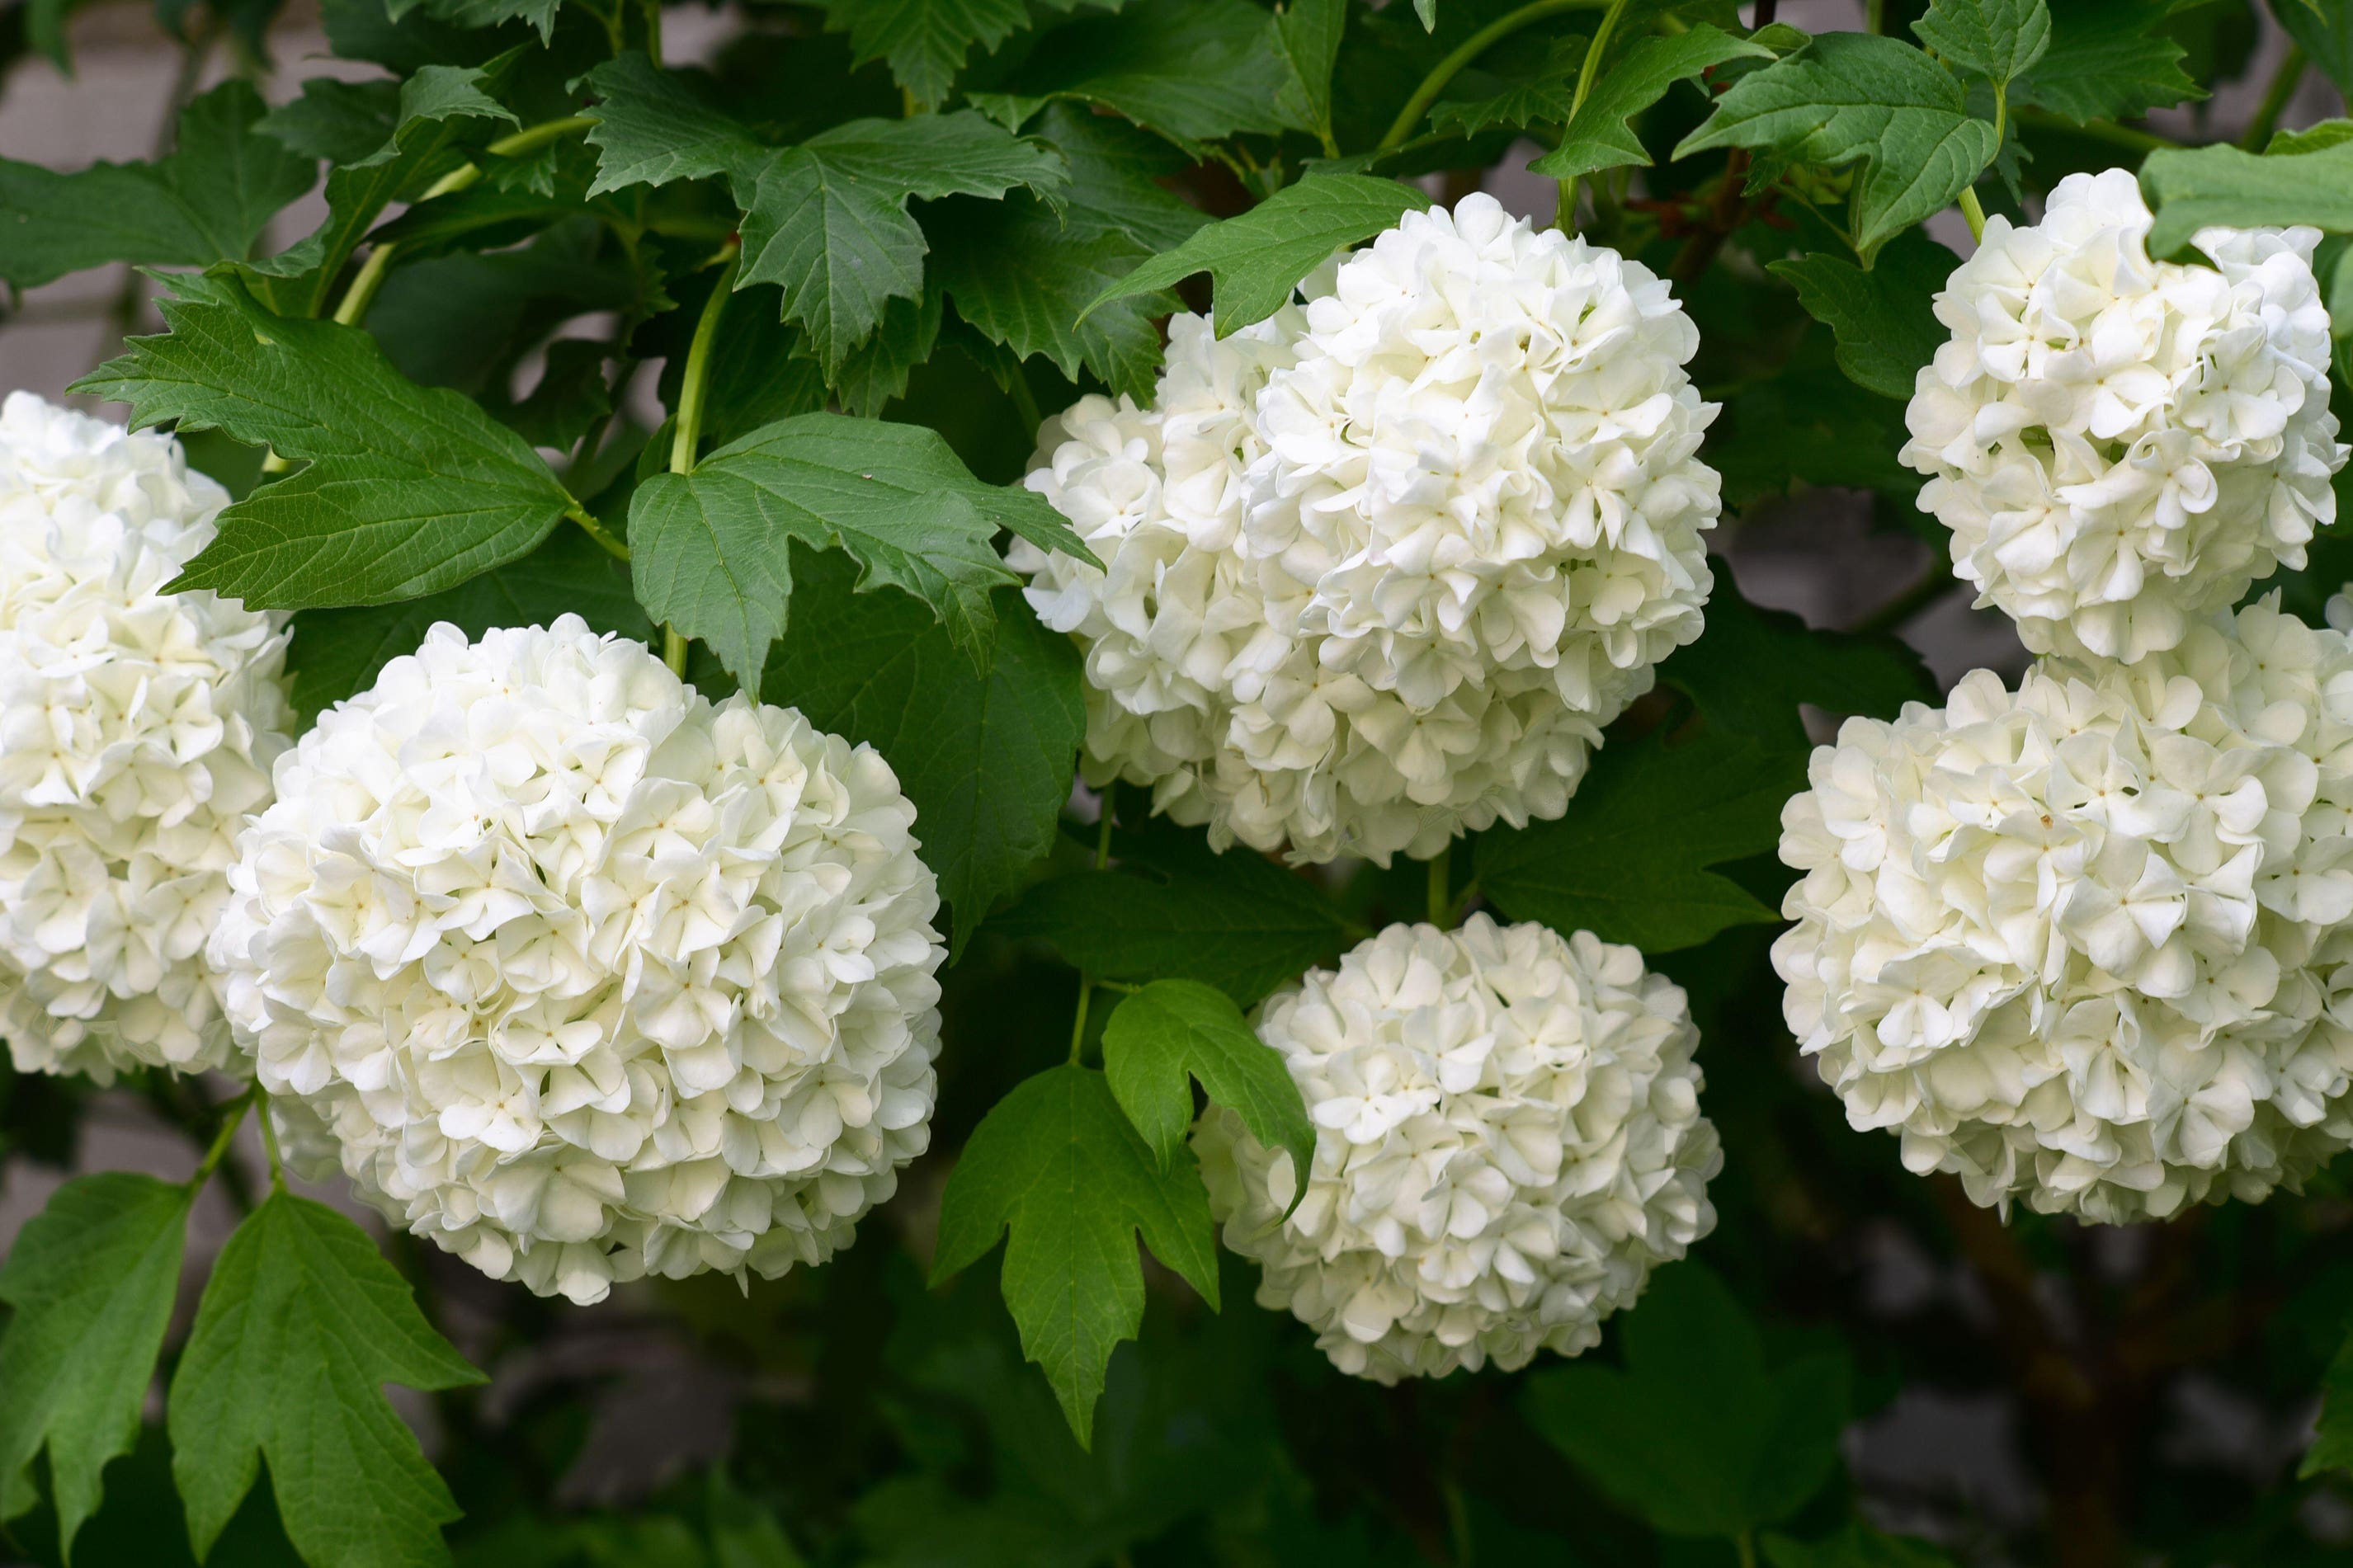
(1194, 915), (1721, 1382)
(211, 617), (945, 1305)
(1014, 194), (1721, 864)
(1775, 598), (2353, 1222)
(1903, 168), (2348, 662)
(0, 391), (292, 1082)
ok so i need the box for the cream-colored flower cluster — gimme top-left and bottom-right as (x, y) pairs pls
(0, 393), (292, 1082)
(1775, 600), (2353, 1222)
(1195, 915), (1720, 1382)
(1903, 169), (2346, 662)
(1016, 194), (1721, 864)
(210, 618), (945, 1304)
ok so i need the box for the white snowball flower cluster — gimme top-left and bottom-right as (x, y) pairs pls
(1775, 598), (2353, 1222)
(211, 618), (945, 1305)
(0, 392), (291, 1082)
(1903, 168), (2347, 662)
(1194, 915), (1721, 1382)
(1015, 194), (1722, 864)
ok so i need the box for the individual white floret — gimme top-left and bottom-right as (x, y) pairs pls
(1903, 168), (2347, 662)
(0, 391), (291, 1081)
(211, 618), (945, 1305)
(1014, 195), (1721, 864)
(1775, 598), (2353, 1222)
(1194, 915), (1721, 1382)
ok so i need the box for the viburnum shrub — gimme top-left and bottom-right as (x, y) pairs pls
(4, 1), (2353, 1566)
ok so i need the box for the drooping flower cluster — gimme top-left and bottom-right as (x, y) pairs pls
(210, 618), (945, 1304)
(1775, 599), (2353, 1222)
(0, 392), (292, 1082)
(1903, 168), (2347, 662)
(1194, 915), (1721, 1382)
(1016, 194), (1722, 864)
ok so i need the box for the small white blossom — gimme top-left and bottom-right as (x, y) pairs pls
(1014, 195), (1721, 864)
(1903, 169), (2347, 662)
(212, 618), (945, 1305)
(0, 392), (292, 1081)
(1194, 915), (1721, 1382)
(1775, 598), (2353, 1222)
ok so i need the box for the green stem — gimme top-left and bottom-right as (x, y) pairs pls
(1377, 0), (1608, 151)
(2014, 106), (2176, 153)
(565, 503), (630, 562)
(651, 241), (743, 682)
(256, 1093), (286, 1192)
(1426, 845), (1453, 927)
(2242, 45), (2307, 152)
(1005, 366), (1044, 440)
(190, 1089), (257, 1190)
(671, 243), (742, 477)
(1864, 0), (1884, 31)
(1958, 186), (1987, 244)
(1555, 0), (1634, 228)
(1735, 1530), (1758, 1568)
(640, 0), (663, 66)
(1068, 980), (1096, 1063)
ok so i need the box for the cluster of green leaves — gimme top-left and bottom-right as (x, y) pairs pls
(0, 1128), (481, 1568)
(3, 0), (2353, 1563)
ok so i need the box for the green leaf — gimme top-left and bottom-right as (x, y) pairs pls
(415, 0), (561, 42)
(2275, 0), (2353, 98)
(1911, 0), (2051, 86)
(933, 195), (1174, 402)
(1086, 173), (1428, 337)
(1479, 567), (1932, 952)
(821, 0), (1031, 110)
(669, 283), (832, 449)
(248, 59), (519, 317)
(2303, 1312), (2353, 1476)
(580, 54), (762, 193)
(1767, 228), (1958, 399)
(0, 1175), (196, 1556)
(1427, 35), (1587, 139)
(931, 1064), (1220, 1445)
(1473, 726), (1788, 953)
(1026, 104), (1210, 253)
(257, 78), (403, 164)
(2270, 117), (2353, 156)
(1676, 32), (2000, 257)
(1521, 1262), (1851, 1541)
(2140, 139), (2353, 257)
(1270, 0), (1349, 150)
(1528, 26), (1774, 182)
(832, 286), (947, 419)
(993, 829), (1349, 1006)
(2011, 0), (2202, 125)
(1710, 335), (1917, 505)
(1101, 980), (1315, 1189)
(73, 273), (577, 610)
(630, 412), (1079, 690)
(1764, 1526), (1959, 1568)
(500, 337), (613, 451)
(285, 524), (648, 721)
(706, 1471), (809, 1568)
(735, 113), (1068, 374)
(968, 0), (1294, 158)
(167, 1190), (484, 1568)
(0, 80), (315, 287)
(1659, 571), (1937, 747)
(766, 548), (1083, 944)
